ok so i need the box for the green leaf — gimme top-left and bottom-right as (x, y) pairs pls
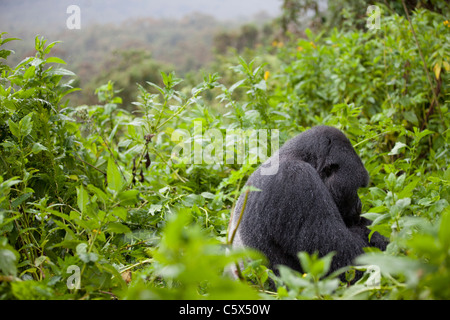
(438, 209), (450, 251)
(76, 243), (98, 263)
(107, 157), (123, 193)
(19, 113), (33, 137)
(76, 185), (89, 213)
(396, 198), (411, 210)
(31, 142), (48, 154)
(201, 192), (215, 199)
(414, 129), (433, 143)
(43, 41), (61, 55)
(11, 192), (32, 208)
(370, 212), (391, 226)
(397, 177), (420, 199)
(0, 177), (21, 194)
(0, 247), (18, 276)
(277, 264), (309, 289)
(369, 187), (387, 199)
(117, 189), (140, 206)
(34, 255), (48, 267)
(23, 65), (36, 80)
(403, 111), (418, 126)
(388, 142), (407, 155)
(11, 280), (54, 299)
(46, 68), (76, 77)
(254, 79), (267, 91)
(45, 56), (66, 64)
(366, 206), (388, 214)
(0, 35), (20, 45)
(106, 222), (131, 234)
(8, 120), (20, 138)
(87, 184), (108, 206)
(148, 204), (162, 215)
(228, 79), (245, 94)
(356, 254), (424, 285)
(146, 81), (165, 95)
(111, 207), (127, 221)
(304, 28), (314, 40)
(181, 194), (205, 207)
(30, 57), (44, 68)
(298, 251), (334, 279)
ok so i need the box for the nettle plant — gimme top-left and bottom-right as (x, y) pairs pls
(0, 34), (274, 299)
(0, 35), (83, 285)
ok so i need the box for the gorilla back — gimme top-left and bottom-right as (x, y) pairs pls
(229, 126), (387, 277)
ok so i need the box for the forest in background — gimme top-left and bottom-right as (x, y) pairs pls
(0, 0), (450, 301)
(2, 8), (275, 106)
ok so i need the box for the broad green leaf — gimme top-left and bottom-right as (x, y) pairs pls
(31, 142), (47, 154)
(23, 65), (35, 80)
(396, 198), (411, 210)
(30, 57), (44, 67)
(11, 192), (32, 208)
(46, 68), (76, 77)
(277, 265), (309, 288)
(76, 185), (89, 213)
(76, 242), (88, 254)
(366, 206), (388, 214)
(370, 212), (390, 227)
(117, 189), (140, 206)
(19, 113), (33, 137)
(111, 207), (127, 221)
(0, 245), (18, 276)
(107, 222), (131, 234)
(76, 243), (98, 263)
(45, 56), (66, 64)
(34, 255), (48, 267)
(397, 177), (420, 199)
(107, 157), (123, 193)
(403, 111), (418, 126)
(201, 192), (215, 199)
(369, 187), (386, 199)
(8, 120), (19, 138)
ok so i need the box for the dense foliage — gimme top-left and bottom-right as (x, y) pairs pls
(0, 2), (449, 300)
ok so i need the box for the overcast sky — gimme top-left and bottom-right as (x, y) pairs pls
(0, 0), (282, 31)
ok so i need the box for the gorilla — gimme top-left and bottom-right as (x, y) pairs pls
(228, 126), (388, 281)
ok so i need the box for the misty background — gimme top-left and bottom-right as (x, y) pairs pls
(0, 0), (281, 28)
(1, 0), (330, 106)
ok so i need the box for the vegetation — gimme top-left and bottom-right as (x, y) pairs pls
(0, 0), (449, 300)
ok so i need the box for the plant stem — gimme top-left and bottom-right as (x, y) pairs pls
(228, 188), (250, 245)
(401, 0), (441, 128)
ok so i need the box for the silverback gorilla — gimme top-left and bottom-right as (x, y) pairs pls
(229, 126), (388, 280)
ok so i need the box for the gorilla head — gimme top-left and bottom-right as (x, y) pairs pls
(229, 126), (387, 279)
(281, 126), (369, 226)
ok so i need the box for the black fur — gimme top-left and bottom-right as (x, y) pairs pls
(229, 126), (388, 278)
